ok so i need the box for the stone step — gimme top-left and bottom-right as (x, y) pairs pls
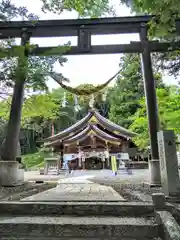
(0, 201), (155, 217)
(0, 216), (159, 239)
(0, 238), (163, 240)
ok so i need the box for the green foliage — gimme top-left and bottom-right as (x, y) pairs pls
(130, 86), (180, 149)
(109, 53), (164, 129)
(22, 148), (59, 169)
(153, 50), (180, 78)
(41, 0), (115, 17)
(0, 1), (70, 98)
(0, 54), (68, 96)
(0, 0), (39, 21)
(121, 0), (180, 36)
(33, 161), (45, 169)
(120, 0), (180, 77)
(22, 94), (59, 124)
(0, 87), (76, 137)
(22, 152), (45, 169)
(22, 89), (77, 132)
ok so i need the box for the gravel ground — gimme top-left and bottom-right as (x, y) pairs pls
(114, 184), (162, 202)
(0, 182), (57, 201)
(90, 179), (162, 202)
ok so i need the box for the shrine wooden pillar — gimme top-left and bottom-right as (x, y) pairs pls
(78, 146), (82, 168)
(58, 143), (64, 173)
(106, 145), (110, 169)
(102, 160), (105, 169)
(140, 23), (161, 185)
(82, 153), (86, 170)
(82, 162), (85, 170)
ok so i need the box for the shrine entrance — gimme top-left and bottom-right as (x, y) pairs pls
(1, 16), (180, 186)
(44, 108), (136, 171)
(80, 151), (108, 170)
(85, 157), (103, 170)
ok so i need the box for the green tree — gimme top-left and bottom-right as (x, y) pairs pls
(0, 88), (77, 153)
(120, 0), (180, 78)
(0, 48), (68, 160)
(121, 0), (180, 36)
(109, 53), (164, 128)
(47, 88), (77, 132)
(0, 0), (71, 161)
(130, 86), (180, 149)
(41, 0), (115, 17)
(0, 88), (77, 131)
(0, 0), (116, 161)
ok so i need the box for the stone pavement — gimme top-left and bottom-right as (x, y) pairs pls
(24, 169), (150, 182)
(22, 175), (125, 202)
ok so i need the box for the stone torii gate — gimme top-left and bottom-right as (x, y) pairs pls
(0, 16), (180, 185)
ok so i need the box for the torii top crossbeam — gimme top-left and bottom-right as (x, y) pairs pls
(0, 15), (180, 56)
(0, 15), (155, 38)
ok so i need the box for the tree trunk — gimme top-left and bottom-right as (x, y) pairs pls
(1, 31), (30, 161)
(1, 139), (21, 160)
(1, 77), (26, 161)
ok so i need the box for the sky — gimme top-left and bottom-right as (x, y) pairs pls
(12, 0), (178, 89)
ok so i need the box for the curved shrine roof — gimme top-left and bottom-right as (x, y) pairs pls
(44, 109), (137, 147)
(44, 111), (92, 142)
(45, 123), (121, 147)
(93, 110), (136, 138)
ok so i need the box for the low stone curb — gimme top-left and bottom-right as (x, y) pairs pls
(0, 201), (155, 217)
(0, 216), (159, 238)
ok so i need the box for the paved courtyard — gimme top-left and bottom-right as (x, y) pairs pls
(22, 174), (126, 201)
(24, 169), (149, 183)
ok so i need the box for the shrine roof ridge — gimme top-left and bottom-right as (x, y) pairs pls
(45, 123), (123, 147)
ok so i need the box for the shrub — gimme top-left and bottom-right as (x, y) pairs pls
(22, 151), (59, 170)
(22, 152), (45, 169)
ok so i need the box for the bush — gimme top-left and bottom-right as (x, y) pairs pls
(22, 151), (59, 170)
(22, 152), (47, 169)
(32, 161), (45, 170)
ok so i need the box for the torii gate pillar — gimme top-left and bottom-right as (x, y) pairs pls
(140, 24), (161, 186)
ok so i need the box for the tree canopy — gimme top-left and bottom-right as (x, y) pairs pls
(120, 0), (180, 78)
(130, 86), (180, 149)
(41, 0), (115, 17)
(109, 53), (165, 128)
(121, 0), (180, 36)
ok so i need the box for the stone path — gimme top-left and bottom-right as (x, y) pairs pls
(22, 175), (125, 202)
